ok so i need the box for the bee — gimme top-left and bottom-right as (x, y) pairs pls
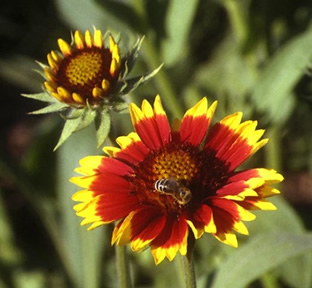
(154, 177), (192, 205)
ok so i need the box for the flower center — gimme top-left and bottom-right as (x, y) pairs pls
(66, 52), (103, 85)
(56, 47), (112, 100)
(151, 146), (198, 181)
(130, 143), (230, 213)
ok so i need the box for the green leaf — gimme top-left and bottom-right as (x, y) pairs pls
(162, 0), (199, 66)
(278, 253), (312, 288)
(194, 34), (256, 101)
(0, 190), (22, 265)
(94, 0), (143, 33)
(55, 0), (130, 34)
(54, 108), (96, 150)
(29, 102), (69, 114)
(211, 232), (312, 288)
(0, 55), (41, 91)
(247, 197), (305, 234)
(21, 92), (53, 103)
(95, 109), (111, 148)
(56, 126), (106, 288)
(13, 270), (46, 288)
(251, 29), (312, 124)
(246, 198), (312, 287)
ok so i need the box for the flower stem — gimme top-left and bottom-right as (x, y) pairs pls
(265, 126), (282, 171)
(115, 245), (132, 288)
(133, 0), (183, 118)
(223, 0), (248, 45)
(181, 235), (197, 288)
(142, 38), (184, 118)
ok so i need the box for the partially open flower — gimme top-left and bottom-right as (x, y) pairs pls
(71, 95), (283, 265)
(43, 29), (121, 106)
(23, 28), (161, 149)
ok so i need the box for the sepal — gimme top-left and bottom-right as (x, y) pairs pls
(29, 103), (69, 114)
(54, 107), (97, 151)
(21, 92), (54, 103)
(111, 101), (129, 113)
(118, 64), (163, 95)
(22, 92), (70, 114)
(95, 108), (111, 148)
(120, 36), (145, 79)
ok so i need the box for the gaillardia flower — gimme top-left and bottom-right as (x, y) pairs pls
(43, 29), (121, 106)
(71, 96), (283, 264)
(23, 28), (161, 149)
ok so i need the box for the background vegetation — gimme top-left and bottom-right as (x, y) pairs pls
(1, 0), (312, 287)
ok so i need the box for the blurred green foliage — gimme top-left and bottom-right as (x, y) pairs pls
(1, 0), (312, 287)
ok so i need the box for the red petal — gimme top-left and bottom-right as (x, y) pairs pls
(95, 157), (133, 175)
(238, 198), (259, 210)
(205, 123), (252, 170)
(229, 169), (261, 182)
(134, 114), (171, 150)
(179, 115), (209, 145)
(205, 123), (238, 154)
(155, 114), (171, 145)
(115, 140), (149, 165)
(216, 181), (249, 197)
(87, 158), (141, 221)
(90, 173), (130, 195)
(151, 214), (188, 248)
(221, 138), (253, 170)
(211, 204), (236, 233)
(193, 204), (213, 227)
(96, 194), (140, 222)
(210, 198), (240, 219)
(130, 208), (166, 242)
(209, 198), (246, 233)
